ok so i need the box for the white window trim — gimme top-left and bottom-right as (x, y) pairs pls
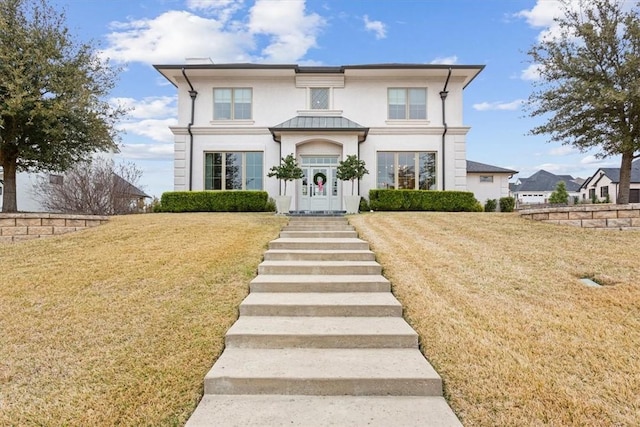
(212, 87), (253, 121)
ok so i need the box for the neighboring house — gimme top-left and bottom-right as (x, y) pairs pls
(466, 160), (517, 205)
(154, 62), (484, 211)
(510, 169), (582, 206)
(580, 159), (640, 203)
(0, 170), (149, 213)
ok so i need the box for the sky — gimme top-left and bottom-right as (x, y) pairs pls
(48, 0), (624, 198)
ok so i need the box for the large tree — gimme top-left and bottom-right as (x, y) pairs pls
(526, 0), (640, 204)
(0, 0), (124, 212)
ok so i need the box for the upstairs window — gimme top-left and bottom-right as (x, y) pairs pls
(388, 88), (427, 120)
(214, 88), (252, 120)
(310, 88), (330, 110)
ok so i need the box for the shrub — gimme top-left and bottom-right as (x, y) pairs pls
(499, 196), (516, 212)
(359, 197), (370, 212)
(265, 197), (276, 212)
(484, 199), (497, 212)
(369, 190), (482, 212)
(159, 191), (269, 212)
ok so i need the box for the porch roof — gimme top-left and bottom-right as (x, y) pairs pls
(269, 116), (369, 143)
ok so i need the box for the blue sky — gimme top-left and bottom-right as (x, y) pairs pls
(50, 0), (620, 198)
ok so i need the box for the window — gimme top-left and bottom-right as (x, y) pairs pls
(204, 152), (263, 190)
(310, 88), (329, 110)
(589, 189), (596, 200)
(213, 88), (252, 120)
(388, 88), (427, 120)
(600, 186), (609, 198)
(377, 152), (436, 190)
(49, 174), (63, 185)
(480, 175), (494, 183)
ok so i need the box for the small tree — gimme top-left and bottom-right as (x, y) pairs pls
(266, 154), (304, 196)
(549, 181), (570, 204)
(0, 0), (125, 213)
(336, 155), (369, 195)
(33, 157), (146, 215)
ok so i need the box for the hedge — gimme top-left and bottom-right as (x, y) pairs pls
(369, 189), (483, 212)
(159, 191), (270, 212)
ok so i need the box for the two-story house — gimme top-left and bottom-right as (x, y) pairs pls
(154, 61), (484, 212)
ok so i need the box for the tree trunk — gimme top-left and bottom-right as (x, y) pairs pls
(617, 151), (634, 204)
(1, 158), (18, 213)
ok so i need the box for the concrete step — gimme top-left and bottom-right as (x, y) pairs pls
(249, 275), (391, 293)
(269, 238), (370, 251)
(239, 292), (402, 316)
(284, 224), (355, 231)
(288, 216), (347, 222)
(280, 230), (358, 238)
(225, 316), (417, 348)
(258, 260), (382, 275)
(204, 348), (442, 396)
(263, 249), (375, 261)
(186, 395), (462, 427)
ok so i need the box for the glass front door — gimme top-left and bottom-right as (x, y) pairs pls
(298, 157), (340, 211)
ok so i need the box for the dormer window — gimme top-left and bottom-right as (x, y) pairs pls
(310, 88), (329, 110)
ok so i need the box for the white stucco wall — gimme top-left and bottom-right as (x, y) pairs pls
(164, 66), (479, 204)
(466, 173), (512, 205)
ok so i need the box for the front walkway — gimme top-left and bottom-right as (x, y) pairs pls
(186, 216), (461, 426)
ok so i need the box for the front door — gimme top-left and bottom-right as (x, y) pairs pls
(298, 157), (340, 211)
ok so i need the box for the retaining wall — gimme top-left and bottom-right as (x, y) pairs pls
(0, 213), (109, 243)
(520, 204), (640, 229)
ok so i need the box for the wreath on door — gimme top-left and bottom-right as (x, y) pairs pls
(313, 172), (327, 186)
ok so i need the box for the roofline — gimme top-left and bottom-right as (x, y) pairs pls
(154, 63), (486, 88)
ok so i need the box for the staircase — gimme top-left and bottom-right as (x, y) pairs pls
(186, 216), (461, 426)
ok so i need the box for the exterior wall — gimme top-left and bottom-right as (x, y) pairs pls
(0, 213), (109, 243)
(520, 204), (640, 229)
(0, 172), (47, 212)
(467, 172), (512, 204)
(169, 67), (474, 206)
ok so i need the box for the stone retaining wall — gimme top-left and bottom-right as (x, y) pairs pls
(0, 213), (109, 243)
(520, 204), (640, 229)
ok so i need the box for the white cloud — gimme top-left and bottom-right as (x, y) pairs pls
(472, 99), (525, 111)
(363, 15), (387, 39)
(113, 96), (177, 120)
(100, 0), (324, 65)
(430, 56), (458, 65)
(248, 0), (325, 62)
(549, 145), (577, 156)
(118, 118), (178, 143)
(521, 63), (543, 81)
(119, 143), (174, 161)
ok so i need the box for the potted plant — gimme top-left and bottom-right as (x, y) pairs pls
(336, 154), (369, 214)
(267, 153), (304, 214)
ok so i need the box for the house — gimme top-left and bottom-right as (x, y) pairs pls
(0, 170), (149, 213)
(154, 62), (485, 211)
(466, 160), (517, 205)
(580, 159), (640, 203)
(510, 169), (582, 206)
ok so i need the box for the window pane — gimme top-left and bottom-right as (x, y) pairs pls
(205, 153), (222, 190)
(397, 152), (416, 189)
(234, 88), (252, 119)
(226, 153), (243, 190)
(409, 89), (426, 119)
(419, 152), (437, 190)
(311, 88), (329, 109)
(377, 152), (395, 189)
(245, 152), (263, 190)
(388, 89), (406, 119)
(214, 89), (232, 120)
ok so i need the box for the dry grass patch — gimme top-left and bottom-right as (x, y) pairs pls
(0, 213), (286, 426)
(350, 212), (640, 427)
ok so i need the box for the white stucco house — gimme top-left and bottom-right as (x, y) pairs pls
(465, 160), (517, 205)
(579, 159), (640, 203)
(154, 62), (490, 212)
